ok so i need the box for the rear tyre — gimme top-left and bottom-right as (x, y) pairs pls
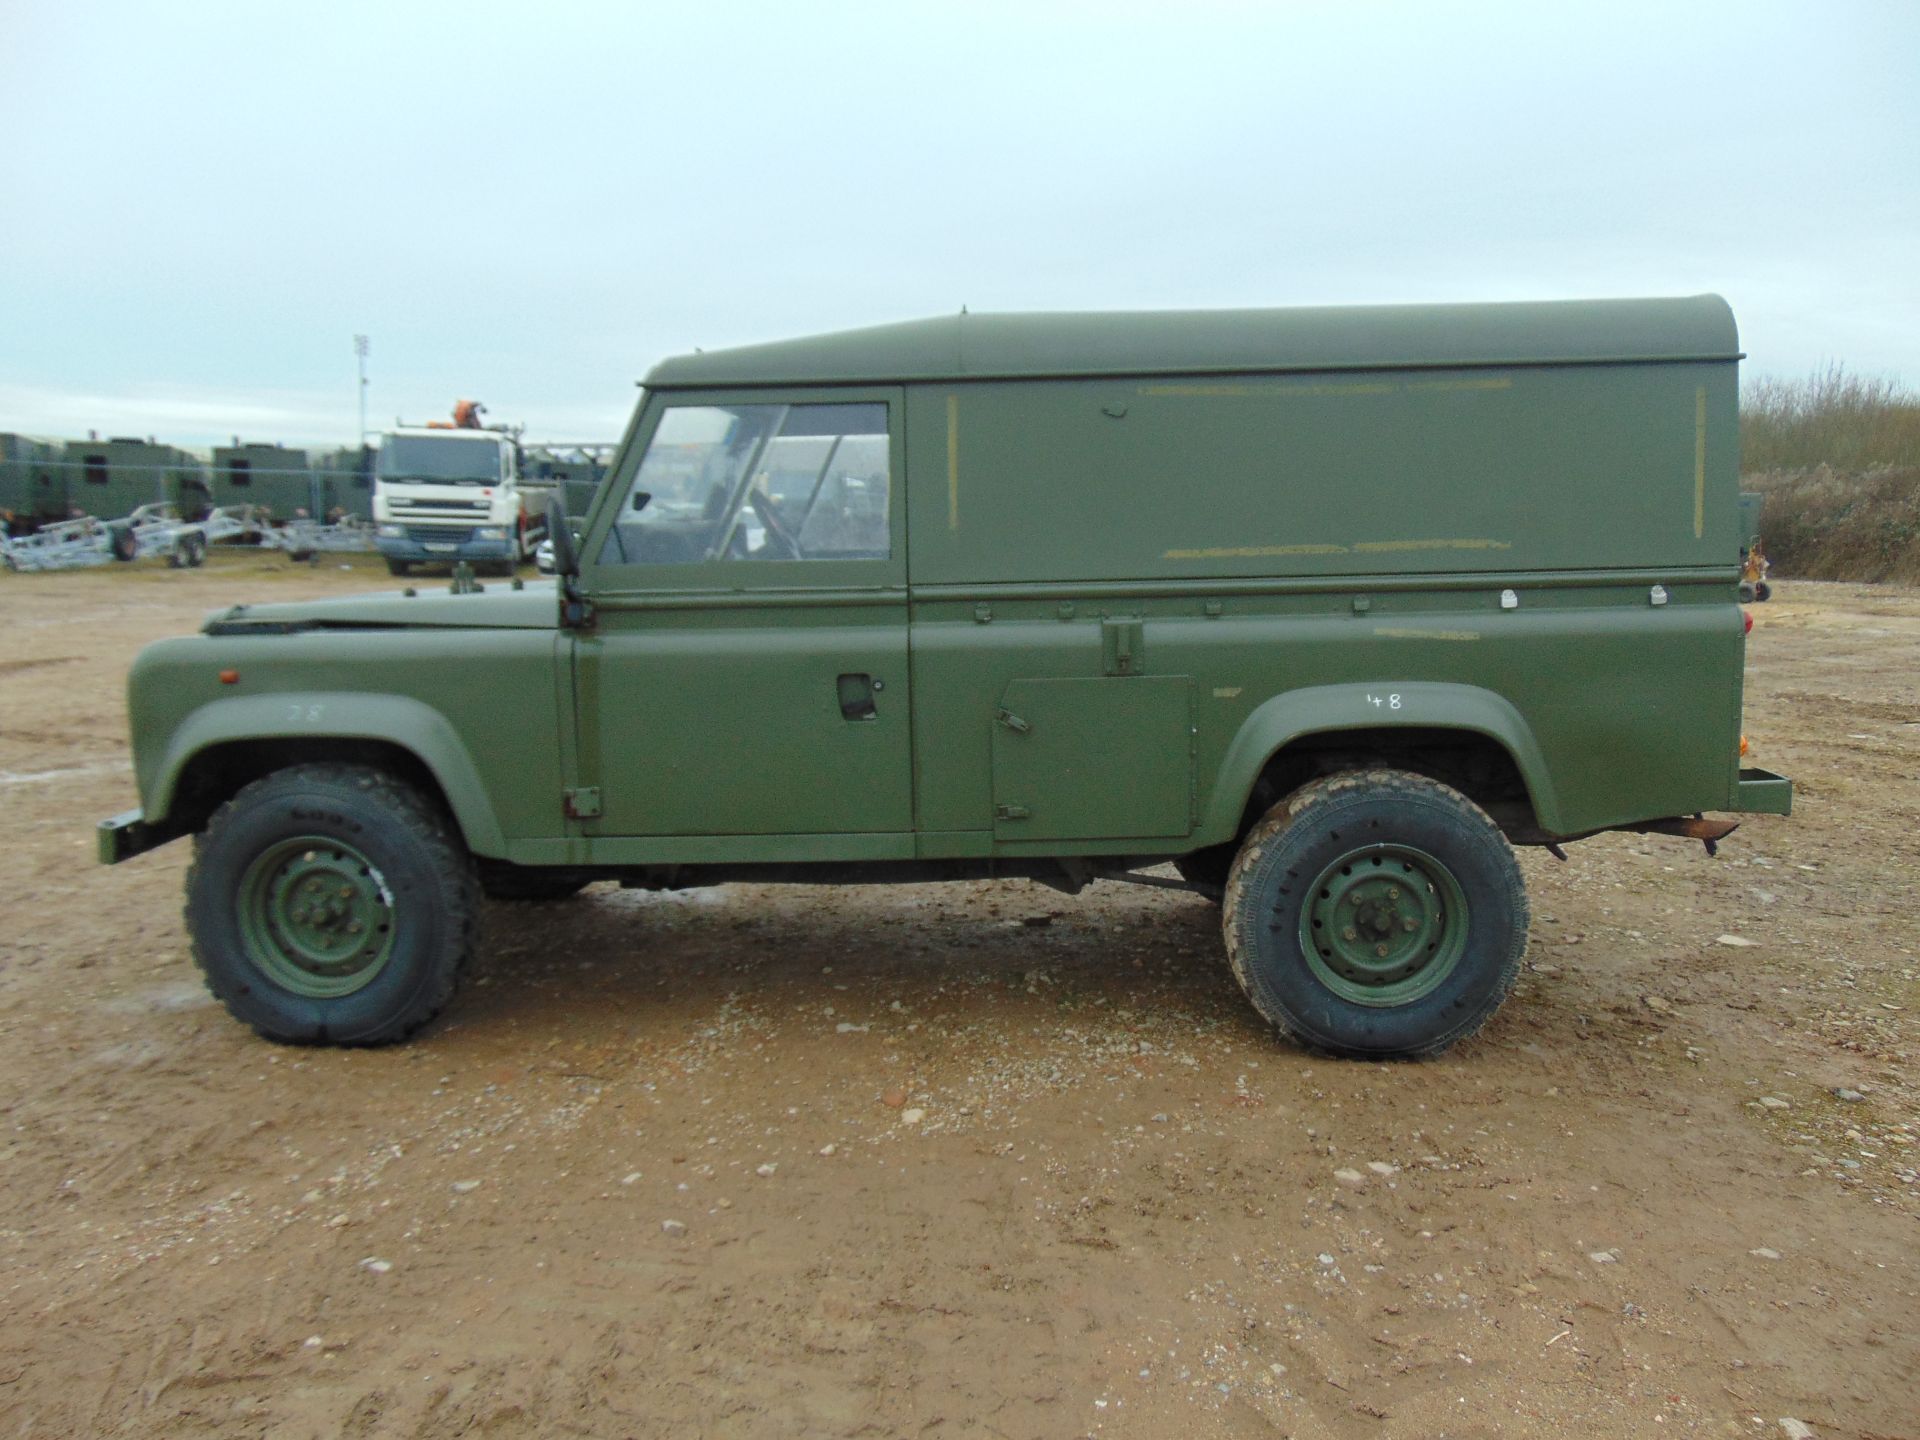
(1738, 581), (1756, 603)
(186, 531), (207, 567)
(1754, 580), (1772, 602)
(108, 523), (137, 562)
(1222, 768), (1527, 1059)
(478, 861), (590, 903)
(185, 764), (479, 1045)
(385, 558), (412, 577)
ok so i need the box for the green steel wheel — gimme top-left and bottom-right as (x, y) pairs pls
(236, 836), (397, 997)
(186, 764), (478, 1046)
(1222, 768), (1527, 1059)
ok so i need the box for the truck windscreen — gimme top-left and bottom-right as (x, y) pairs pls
(378, 436), (503, 484)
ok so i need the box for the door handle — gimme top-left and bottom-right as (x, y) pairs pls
(837, 672), (878, 721)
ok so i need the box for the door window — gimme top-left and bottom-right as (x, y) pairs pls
(600, 402), (890, 566)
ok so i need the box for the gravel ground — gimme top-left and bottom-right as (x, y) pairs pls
(0, 553), (1915, 1439)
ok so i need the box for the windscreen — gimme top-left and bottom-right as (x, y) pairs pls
(377, 435), (505, 484)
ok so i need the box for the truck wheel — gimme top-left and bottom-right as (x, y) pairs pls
(186, 531), (208, 567)
(478, 861), (589, 903)
(385, 558), (412, 577)
(108, 523), (138, 562)
(1754, 581), (1772, 602)
(1221, 768), (1527, 1059)
(185, 764), (479, 1045)
(1738, 581), (1755, 603)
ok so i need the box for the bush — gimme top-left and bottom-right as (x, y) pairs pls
(1741, 366), (1920, 473)
(1741, 367), (1920, 582)
(1748, 466), (1920, 584)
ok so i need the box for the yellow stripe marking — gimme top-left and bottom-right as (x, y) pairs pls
(1373, 627), (1481, 642)
(1352, 537), (1511, 554)
(946, 393), (959, 531)
(1163, 543), (1349, 560)
(1693, 386), (1706, 539)
(1139, 381), (1396, 399)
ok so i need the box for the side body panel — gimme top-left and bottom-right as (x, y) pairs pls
(901, 358), (1746, 853)
(130, 630), (569, 856)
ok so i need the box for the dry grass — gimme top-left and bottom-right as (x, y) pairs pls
(1742, 367), (1920, 582)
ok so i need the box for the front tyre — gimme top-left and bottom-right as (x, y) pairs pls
(1222, 768), (1527, 1059)
(185, 764), (479, 1045)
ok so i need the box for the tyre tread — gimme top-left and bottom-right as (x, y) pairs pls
(185, 763), (479, 1046)
(1221, 767), (1527, 1058)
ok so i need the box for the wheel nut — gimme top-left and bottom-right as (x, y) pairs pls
(1374, 943), (1389, 957)
(1343, 926), (1357, 940)
(1403, 918), (1417, 932)
(1388, 887), (1400, 900)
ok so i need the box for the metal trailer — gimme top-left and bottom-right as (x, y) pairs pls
(210, 442), (314, 519)
(2, 503), (255, 573)
(1, 434), (67, 530)
(255, 513), (380, 558)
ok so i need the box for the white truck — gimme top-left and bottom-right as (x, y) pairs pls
(372, 415), (552, 577)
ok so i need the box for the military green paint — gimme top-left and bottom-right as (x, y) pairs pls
(112, 297), (1786, 880)
(1301, 844), (1468, 1007)
(989, 676), (1194, 840)
(238, 835), (396, 997)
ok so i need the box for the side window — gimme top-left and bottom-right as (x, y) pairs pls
(600, 402), (890, 566)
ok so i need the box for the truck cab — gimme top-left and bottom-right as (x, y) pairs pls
(373, 426), (548, 576)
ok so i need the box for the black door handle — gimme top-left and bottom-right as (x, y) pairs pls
(837, 673), (878, 721)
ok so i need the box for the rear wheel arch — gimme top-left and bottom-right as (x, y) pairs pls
(1197, 684), (1561, 855)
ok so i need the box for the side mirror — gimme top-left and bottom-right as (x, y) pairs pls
(546, 495), (578, 578)
(630, 490), (652, 512)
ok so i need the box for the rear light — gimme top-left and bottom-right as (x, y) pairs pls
(1740, 734), (1750, 757)
(1743, 609), (1753, 634)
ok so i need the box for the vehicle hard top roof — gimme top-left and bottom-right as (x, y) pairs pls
(644, 295), (1739, 390)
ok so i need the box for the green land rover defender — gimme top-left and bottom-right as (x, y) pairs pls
(101, 296), (1791, 1057)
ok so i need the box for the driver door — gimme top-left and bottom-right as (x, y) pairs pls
(573, 388), (912, 843)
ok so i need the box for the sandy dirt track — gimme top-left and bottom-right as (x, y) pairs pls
(0, 554), (1915, 1439)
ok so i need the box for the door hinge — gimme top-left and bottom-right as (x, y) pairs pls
(994, 707), (1031, 734)
(1102, 616), (1144, 675)
(563, 786), (602, 819)
(994, 802), (1031, 821)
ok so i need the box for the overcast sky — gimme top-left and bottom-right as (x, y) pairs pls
(3, 0), (1916, 449)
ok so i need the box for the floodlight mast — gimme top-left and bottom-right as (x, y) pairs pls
(353, 334), (370, 446)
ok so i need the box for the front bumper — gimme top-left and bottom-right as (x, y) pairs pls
(1733, 766), (1793, 816)
(375, 533), (515, 563)
(97, 809), (183, 865)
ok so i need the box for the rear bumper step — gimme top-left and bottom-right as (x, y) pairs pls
(1734, 767), (1793, 816)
